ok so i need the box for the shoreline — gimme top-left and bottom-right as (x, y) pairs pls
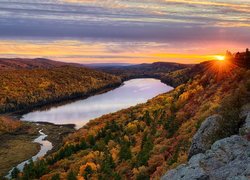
(0, 80), (124, 178)
(2, 76), (174, 117)
(1, 81), (122, 115)
(0, 119), (75, 178)
(5, 129), (53, 179)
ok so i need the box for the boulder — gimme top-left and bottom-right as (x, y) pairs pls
(162, 154), (208, 180)
(239, 104), (250, 139)
(188, 115), (223, 159)
(240, 113), (250, 136)
(162, 135), (250, 180)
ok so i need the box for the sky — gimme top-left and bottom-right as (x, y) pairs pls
(0, 0), (249, 64)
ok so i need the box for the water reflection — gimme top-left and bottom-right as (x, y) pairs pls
(21, 79), (173, 129)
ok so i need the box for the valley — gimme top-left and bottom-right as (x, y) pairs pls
(0, 55), (250, 179)
(0, 59), (182, 178)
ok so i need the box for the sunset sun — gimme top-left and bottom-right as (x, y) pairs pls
(215, 55), (225, 61)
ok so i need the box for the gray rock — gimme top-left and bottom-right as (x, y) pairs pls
(227, 176), (249, 180)
(240, 112), (250, 136)
(162, 154), (209, 180)
(188, 115), (223, 159)
(202, 136), (250, 180)
(239, 104), (250, 119)
(161, 164), (208, 180)
(161, 136), (250, 180)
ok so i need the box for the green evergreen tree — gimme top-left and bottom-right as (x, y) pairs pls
(144, 111), (151, 126)
(136, 173), (150, 180)
(11, 167), (20, 179)
(51, 173), (60, 180)
(34, 159), (48, 178)
(83, 165), (93, 180)
(101, 152), (115, 174)
(113, 172), (122, 180)
(119, 141), (132, 161)
(136, 135), (153, 166)
(67, 171), (77, 180)
(87, 135), (96, 146)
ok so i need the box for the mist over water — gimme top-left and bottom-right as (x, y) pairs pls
(21, 79), (173, 129)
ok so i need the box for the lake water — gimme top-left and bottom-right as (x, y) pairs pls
(21, 78), (173, 129)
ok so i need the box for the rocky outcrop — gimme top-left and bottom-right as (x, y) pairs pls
(239, 104), (250, 137)
(188, 115), (223, 159)
(162, 107), (250, 180)
(240, 113), (250, 136)
(162, 135), (250, 180)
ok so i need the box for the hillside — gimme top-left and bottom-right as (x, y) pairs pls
(17, 60), (250, 179)
(0, 58), (83, 70)
(0, 66), (121, 113)
(0, 116), (22, 135)
(97, 62), (192, 86)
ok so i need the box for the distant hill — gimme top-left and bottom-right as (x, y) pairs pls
(84, 63), (133, 68)
(0, 58), (83, 70)
(96, 62), (193, 86)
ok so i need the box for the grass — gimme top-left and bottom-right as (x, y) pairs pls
(0, 116), (75, 178)
(0, 134), (40, 177)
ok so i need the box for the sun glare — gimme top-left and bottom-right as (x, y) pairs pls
(215, 55), (225, 61)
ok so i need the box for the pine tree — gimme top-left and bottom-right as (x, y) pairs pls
(87, 135), (96, 146)
(119, 141), (132, 161)
(67, 171), (77, 180)
(11, 167), (20, 179)
(51, 173), (60, 180)
(101, 152), (115, 174)
(83, 165), (93, 180)
(144, 111), (151, 126)
(136, 135), (153, 166)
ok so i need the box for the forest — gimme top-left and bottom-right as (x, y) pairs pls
(11, 60), (250, 179)
(0, 66), (121, 113)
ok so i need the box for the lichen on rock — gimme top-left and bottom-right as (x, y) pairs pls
(188, 115), (224, 159)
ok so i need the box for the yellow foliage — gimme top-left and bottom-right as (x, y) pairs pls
(126, 122), (137, 134)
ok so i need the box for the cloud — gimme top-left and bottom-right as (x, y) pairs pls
(0, 0), (249, 63)
(0, 39), (248, 64)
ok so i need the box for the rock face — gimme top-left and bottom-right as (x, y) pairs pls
(240, 113), (250, 136)
(162, 110), (250, 180)
(188, 115), (223, 159)
(162, 135), (250, 180)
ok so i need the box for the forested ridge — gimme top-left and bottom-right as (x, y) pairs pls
(0, 66), (121, 113)
(97, 62), (191, 87)
(15, 60), (250, 180)
(0, 58), (83, 70)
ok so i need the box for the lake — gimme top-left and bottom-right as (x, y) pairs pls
(21, 78), (173, 129)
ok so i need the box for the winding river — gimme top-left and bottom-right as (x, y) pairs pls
(6, 130), (53, 178)
(7, 78), (172, 178)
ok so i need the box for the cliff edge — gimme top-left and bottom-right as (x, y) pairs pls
(162, 105), (250, 180)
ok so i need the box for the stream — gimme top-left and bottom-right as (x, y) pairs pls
(6, 130), (53, 179)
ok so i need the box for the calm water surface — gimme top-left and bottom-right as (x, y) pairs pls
(21, 79), (173, 129)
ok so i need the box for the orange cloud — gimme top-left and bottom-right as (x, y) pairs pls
(0, 39), (246, 64)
